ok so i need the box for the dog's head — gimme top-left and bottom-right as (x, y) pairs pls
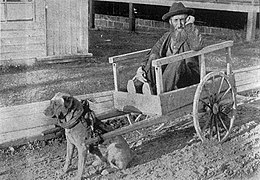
(44, 92), (83, 122)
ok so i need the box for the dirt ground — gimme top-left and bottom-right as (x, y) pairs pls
(0, 28), (260, 180)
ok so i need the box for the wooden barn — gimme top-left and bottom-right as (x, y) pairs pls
(0, 0), (90, 66)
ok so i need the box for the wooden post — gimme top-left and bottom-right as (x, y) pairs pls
(78, 0), (89, 54)
(225, 47), (232, 75)
(44, 1), (49, 56)
(129, 3), (135, 31)
(199, 54), (206, 81)
(4, 0), (7, 22)
(246, 3), (257, 42)
(89, 0), (95, 29)
(155, 66), (163, 95)
(112, 63), (119, 91)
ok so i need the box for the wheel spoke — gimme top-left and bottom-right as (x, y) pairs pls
(220, 102), (233, 115)
(210, 114), (215, 139)
(199, 98), (211, 109)
(212, 76), (216, 93)
(217, 113), (228, 131)
(217, 77), (225, 95)
(219, 111), (231, 126)
(215, 116), (221, 141)
(220, 110), (230, 117)
(218, 86), (231, 102)
(202, 113), (212, 134)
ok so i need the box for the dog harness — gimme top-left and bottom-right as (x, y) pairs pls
(57, 109), (84, 129)
(57, 99), (111, 144)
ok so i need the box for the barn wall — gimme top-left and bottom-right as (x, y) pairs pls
(0, 0), (90, 66)
(94, 14), (244, 38)
(44, 0), (89, 58)
(0, 0), (46, 65)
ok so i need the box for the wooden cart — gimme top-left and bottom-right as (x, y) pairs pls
(85, 40), (237, 145)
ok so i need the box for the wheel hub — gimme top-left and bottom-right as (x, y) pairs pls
(213, 103), (219, 114)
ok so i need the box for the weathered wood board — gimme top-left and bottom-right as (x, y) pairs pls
(234, 65), (260, 92)
(0, 91), (114, 147)
(0, 0), (90, 65)
(114, 91), (162, 115)
(0, 1), (46, 65)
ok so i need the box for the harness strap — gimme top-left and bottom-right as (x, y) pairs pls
(57, 109), (83, 129)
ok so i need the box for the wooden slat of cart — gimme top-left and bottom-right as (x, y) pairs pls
(0, 125), (55, 146)
(113, 91), (162, 115)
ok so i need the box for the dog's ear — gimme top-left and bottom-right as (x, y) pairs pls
(62, 95), (74, 110)
(81, 99), (90, 108)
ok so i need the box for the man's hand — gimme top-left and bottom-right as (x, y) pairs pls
(185, 15), (195, 25)
(133, 66), (147, 83)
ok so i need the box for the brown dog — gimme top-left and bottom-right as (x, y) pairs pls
(92, 135), (133, 175)
(44, 92), (111, 180)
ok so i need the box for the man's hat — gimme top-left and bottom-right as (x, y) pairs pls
(162, 2), (195, 21)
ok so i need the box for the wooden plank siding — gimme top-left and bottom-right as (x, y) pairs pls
(0, 1), (46, 65)
(44, 0), (90, 57)
(0, 0), (90, 65)
(0, 91), (114, 147)
(234, 65), (260, 92)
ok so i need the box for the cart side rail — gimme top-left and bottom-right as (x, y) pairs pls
(151, 40), (234, 94)
(109, 41), (233, 93)
(108, 49), (151, 63)
(109, 48), (151, 91)
(151, 41), (233, 67)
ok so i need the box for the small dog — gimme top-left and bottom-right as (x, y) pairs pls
(92, 135), (133, 175)
(44, 92), (112, 180)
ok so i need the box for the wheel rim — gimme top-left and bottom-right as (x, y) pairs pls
(193, 72), (237, 143)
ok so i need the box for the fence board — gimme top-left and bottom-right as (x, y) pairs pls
(0, 125), (55, 146)
(234, 66), (260, 92)
(0, 91), (114, 145)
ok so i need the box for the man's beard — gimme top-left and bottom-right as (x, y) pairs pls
(170, 24), (184, 32)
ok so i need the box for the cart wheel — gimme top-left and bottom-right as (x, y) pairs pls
(193, 72), (237, 143)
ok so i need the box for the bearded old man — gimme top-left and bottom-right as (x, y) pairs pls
(127, 2), (203, 95)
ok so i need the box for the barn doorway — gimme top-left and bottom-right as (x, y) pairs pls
(45, 0), (89, 57)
